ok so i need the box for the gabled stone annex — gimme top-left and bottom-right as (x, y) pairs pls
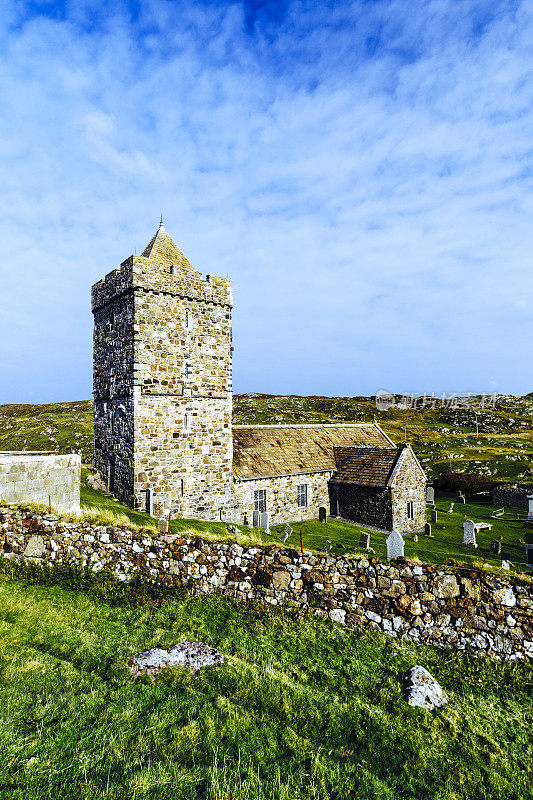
(92, 223), (426, 531)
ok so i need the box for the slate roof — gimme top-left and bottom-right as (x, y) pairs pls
(141, 221), (196, 272)
(232, 424), (395, 480)
(332, 446), (404, 487)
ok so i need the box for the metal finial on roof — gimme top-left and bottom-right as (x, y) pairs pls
(159, 215), (164, 228)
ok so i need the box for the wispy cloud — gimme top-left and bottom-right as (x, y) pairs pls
(0, 0), (532, 402)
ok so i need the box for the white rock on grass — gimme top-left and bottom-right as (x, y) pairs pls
(129, 642), (224, 679)
(403, 665), (448, 711)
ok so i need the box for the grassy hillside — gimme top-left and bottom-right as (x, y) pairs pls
(0, 575), (531, 800)
(2, 394), (533, 481)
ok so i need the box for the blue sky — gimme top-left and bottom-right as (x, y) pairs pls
(0, 0), (532, 403)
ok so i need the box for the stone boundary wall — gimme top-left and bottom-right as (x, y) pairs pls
(492, 484), (533, 510)
(0, 455), (80, 512)
(1, 504), (531, 662)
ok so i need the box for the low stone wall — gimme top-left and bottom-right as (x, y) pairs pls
(492, 484), (533, 510)
(1, 504), (531, 661)
(0, 454), (80, 512)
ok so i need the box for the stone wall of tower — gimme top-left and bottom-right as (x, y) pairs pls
(130, 252), (233, 520)
(92, 228), (233, 519)
(92, 260), (135, 506)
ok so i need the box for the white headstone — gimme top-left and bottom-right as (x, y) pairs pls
(501, 560), (511, 570)
(527, 495), (533, 520)
(448, 502), (454, 513)
(463, 519), (477, 548)
(426, 486), (434, 503)
(387, 529), (405, 560)
(260, 511), (270, 535)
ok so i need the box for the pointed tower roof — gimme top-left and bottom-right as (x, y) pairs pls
(141, 220), (196, 272)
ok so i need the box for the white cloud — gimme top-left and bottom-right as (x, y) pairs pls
(0, 0), (532, 402)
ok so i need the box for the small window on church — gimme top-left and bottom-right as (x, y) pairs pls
(185, 363), (190, 379)
(183, 414), (189, 432)
(254, 490), (266, 513)
(407, 501), (414, 520)
(170, 264), (174, 274)
(185, 310), (190, 328)
(180, 478), (184, 495)
(297, 484), (307, 508)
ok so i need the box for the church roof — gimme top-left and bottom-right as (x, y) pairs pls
(232, 424), (395, 480)
(332, 445), (404, 487)
(141, 221), (196, 272)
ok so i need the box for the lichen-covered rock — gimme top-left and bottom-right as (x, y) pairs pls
(404, 665), (448, 710)
(129, 642), (224, 678)
(23, 535), (45, 558)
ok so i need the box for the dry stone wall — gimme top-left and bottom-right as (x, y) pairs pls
(2, 504), (531, 662)
(492, 484), (533, 509)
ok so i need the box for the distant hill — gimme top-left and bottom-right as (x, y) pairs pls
(1, 394), (532, 481)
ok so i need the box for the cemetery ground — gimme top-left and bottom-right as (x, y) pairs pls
(0, 572), (532, 800)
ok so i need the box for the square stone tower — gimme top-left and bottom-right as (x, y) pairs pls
(91, 222), (233, 519)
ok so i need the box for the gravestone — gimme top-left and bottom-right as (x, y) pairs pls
(281, 524), (293, 543)
(424, 522), (432, 537)
(426, 486), (435, 504)
(359, 532), (370, 550)
(457, 492), (466, 504)
(252, 510), (260, 528)
(448, 502), (454, 513)
(157, 518), (167, 533)
(463, 519), (477, 548)
(243, 514), (251, 528)
(528, 495), (533, 520)
(431, 509), (438, 524)
(501, 560), (511, 570)
(260, 511), (270, 535)
(526, 544), (533, 566)
(387, 529), (405, 560)
(412, 534), (418, 542)
(490, 540), (501, 556)
(318, 507), (327, 523)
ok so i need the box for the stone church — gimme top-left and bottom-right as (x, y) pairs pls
(92, 222), (426, 532)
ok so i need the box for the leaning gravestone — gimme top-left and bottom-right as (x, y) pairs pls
(281, 524), (293, 543)
(431, 509), (438, 524)
(252, 510), (260, 528)
(490, 540), (501, 556)
(318, 507), (327, 523)
(260, 511), (271, 535)
(426, 486), (435, 504)
(448, 502), (454, 513)
(463, 519), (477, 548)
(359, 532), (370, 550)
(387, 529), (405, 560)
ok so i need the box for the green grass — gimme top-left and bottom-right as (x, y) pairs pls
(0, 576), (531, 800)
